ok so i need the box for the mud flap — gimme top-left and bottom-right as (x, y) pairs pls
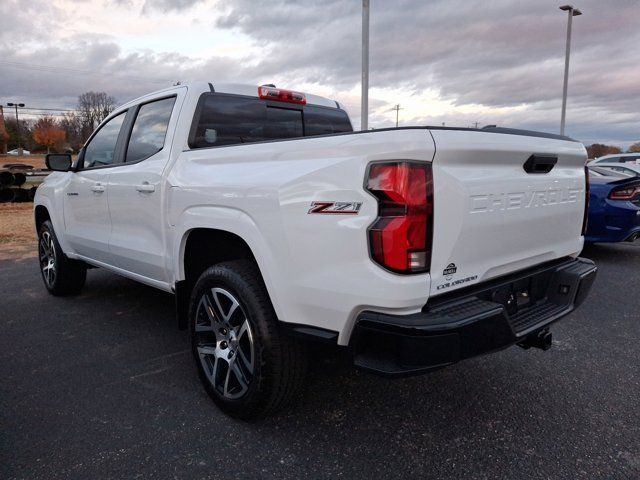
(175, 280), (189, 330)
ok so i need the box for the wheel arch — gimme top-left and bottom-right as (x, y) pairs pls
(34, 204), (51, 232)
(172, 206), (284, 329)
(181, 228), (259, 285)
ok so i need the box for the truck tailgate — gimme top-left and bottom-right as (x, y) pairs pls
(428, 129), (587, 297)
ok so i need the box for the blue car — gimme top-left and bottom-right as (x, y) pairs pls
(586, 166), (640, 243)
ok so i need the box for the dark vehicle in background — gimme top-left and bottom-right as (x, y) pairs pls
(586, 166), (640, 243)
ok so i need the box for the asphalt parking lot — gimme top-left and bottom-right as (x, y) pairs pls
(1, 243), (639, 480)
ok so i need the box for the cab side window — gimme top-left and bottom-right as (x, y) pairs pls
(83, 112), (126, 168)
(125, 97), (176, 163)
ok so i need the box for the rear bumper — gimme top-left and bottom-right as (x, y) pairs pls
(586, 199), (640, 243)
(351, 257), (597, 376)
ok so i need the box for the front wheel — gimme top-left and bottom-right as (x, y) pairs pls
(189, 260), (307, 420)
(38, 220), (86, 296)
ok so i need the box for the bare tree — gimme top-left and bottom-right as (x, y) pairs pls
(59, 113), (85, 152)
(77, 91), (116, 140)
(627, 142), (640, 153)
(0, 106), (8, 154)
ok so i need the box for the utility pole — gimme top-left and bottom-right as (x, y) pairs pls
(7, 102), (26, 155)
(0, 106), (7, 154)
(559, 5), (582, 136)
(361, 0), (370, 131)
(473, 121), (479, 129)
(391, 104), (403, 128)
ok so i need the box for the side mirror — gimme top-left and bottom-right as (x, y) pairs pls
(46, 153), (72, 172)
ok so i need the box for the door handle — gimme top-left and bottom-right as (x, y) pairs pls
(523, 154), (558, 174)
(91, 183), (105, 193)
(135, 182), (155, 193)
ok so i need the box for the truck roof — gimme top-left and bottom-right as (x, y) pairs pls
(120, 82), (343, 110)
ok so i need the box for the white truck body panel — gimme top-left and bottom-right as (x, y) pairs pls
(168, 128), (437, 343)
(35, 83), (588, 346)
(61, 169), (112, 263)
(429, 129), (586, 296)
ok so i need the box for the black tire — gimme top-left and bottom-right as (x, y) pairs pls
(12, 172), (26, 187)
(38, 220), (87, 296)
(0, 171), (14, 187)
(0, 187), (14, 203)
(189, 260), (307, 420)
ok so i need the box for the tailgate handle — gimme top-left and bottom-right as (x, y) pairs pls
(523, 154), (558, 174)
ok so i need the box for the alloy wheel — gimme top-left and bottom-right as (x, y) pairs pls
(194, 287), (255, 399)
(39, 231), (57, 287)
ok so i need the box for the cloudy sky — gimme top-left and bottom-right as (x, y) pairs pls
(1, 0), (638, 147)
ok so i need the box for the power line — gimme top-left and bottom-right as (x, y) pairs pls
(2, 106), (93, 119)
(0, 60), (172, 85)
(6, 107), (86, 114)
(7, 111), (89, 118)
(2, 107), (82, 116)
(18, 106), (77, 112)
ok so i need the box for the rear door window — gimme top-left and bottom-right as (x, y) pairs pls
(126, 96), (176, 162)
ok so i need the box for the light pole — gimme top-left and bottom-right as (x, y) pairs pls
(361, 0), (370, 131)
(7, 102), (25, 155)
(559, 5), (581, 136)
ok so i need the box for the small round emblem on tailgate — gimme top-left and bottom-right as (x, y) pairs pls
(444, 263), (457, 280)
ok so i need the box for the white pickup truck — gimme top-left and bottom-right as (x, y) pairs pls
(36, 83), (597, 419)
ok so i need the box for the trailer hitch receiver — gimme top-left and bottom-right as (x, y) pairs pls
(518, 329), (552, 351)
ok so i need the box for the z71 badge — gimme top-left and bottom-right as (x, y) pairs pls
(308, 201), (362, 215)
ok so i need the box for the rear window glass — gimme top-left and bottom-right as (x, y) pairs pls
(266, 107), (303, 139)
(304, 105), (353, 136)
(190, 94), (352, 149)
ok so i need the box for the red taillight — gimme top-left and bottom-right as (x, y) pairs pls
(366, 162), (433, 274)
(582, 165), (589, 235)
(608, 185), (640, 201)
(258, 86), (306, 105)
